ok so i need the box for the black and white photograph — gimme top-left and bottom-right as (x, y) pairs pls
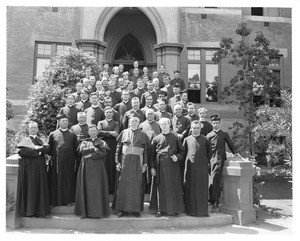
(3, 0), (298, 239)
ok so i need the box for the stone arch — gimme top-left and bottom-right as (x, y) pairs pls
(94, 7), (166, 43)
(105, 28), (153, 64)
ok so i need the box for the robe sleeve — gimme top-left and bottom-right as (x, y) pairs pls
(176, 135), (185, 162)
(90, 145), (107, 159)
(39, 144), (50, 154)
(181, 118), (191, 138)
(149, 137), (157, 169)
(115, 132), (123, 164)
(142, 133), (151, 165)
(19, 147), (40, 157)
(48, 133), (54, 156)
(225, 132), (235, 154)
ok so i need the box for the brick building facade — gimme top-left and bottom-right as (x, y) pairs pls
(6, 6), (292, 130)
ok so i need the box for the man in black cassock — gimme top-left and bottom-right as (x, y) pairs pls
(149, 118), (185, 217)
(48, 114), (78, 206)
(97, 107), (119, 194)
(122, 97), (145, 130)
(207, 114), (236, 211)
(183, 120), (212, 217)
(16, 121), (50, 217)
(58, 94), (80, 128)
(114, 90), (132, 128)
(85, 92), (105, 125)
(75, 88), (91, 111)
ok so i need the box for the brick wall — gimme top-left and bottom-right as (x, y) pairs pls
(7, 6), (81, 100)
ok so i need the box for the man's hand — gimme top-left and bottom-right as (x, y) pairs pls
(142, 164), (147, 173)
(110, 131), (118, 138)
(34, 145), (43, 150)
(151, 168), (156, 176)
(116, 162), (122, 172)
(171, 155), (178, 162)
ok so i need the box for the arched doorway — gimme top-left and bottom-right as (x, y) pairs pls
(113, 33), (145, 71)
(103, 7), (157, 72)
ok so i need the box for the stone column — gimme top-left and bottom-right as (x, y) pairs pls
(154, 42), (184, 76)
(75, 39), (107, 66)
(220, 155), (256, 225)
(6, 154), (21, 228)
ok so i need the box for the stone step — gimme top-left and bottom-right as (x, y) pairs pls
(21, 212), (233, 231)
(51, 202), (213, 214)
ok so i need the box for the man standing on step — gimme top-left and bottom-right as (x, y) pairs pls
(149, 118), (185, 217)
(114, 117), (150, 218)
(16, 121), (50, 217)
(207, 114), (236, 212)
(183, 120), (212, 217)
(48, 114), (78, 206)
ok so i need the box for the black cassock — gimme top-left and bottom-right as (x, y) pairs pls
(74, 137), (110, 218)
(206, 130), (235, 203)
(149, 132), (185, 215)
(16, 136), (50, 217)
(48, 129), (78, 206)
(183, 134), (212, 216)
(200, 120), (213, 136)
(97, 119), (119, 194)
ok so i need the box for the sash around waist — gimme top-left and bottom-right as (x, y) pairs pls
(122, 146), (144, 156)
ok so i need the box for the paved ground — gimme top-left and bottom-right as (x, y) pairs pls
(5, 173), (294, 235)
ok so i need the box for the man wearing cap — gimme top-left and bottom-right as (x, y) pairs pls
(48, 114), (78, 206)
(170, 70), (186, 91)
(75, 88), (91, 111)
(58, 94), (80, 128)
(16, 121), (50, 217)
(207, 114), (236, 212)
(114, 117), (150, 218)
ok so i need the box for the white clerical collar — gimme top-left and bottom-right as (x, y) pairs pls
(30, 135), (37, 139)
(199, 118), (206, 121)
(79, 122), (86, 126)
(99, 100), (104, 103)
(106, 118), (112, 121)
(92, 104), (99, 108)
(91, 137), (97, 141)
(131, 127), (138, 131)
(68, 104), (74, 108)
(162, 131), (170, 134)
(82, 99), (88, 103)
(192, 134), (201, 137)
(214, 129), (220, 132)
(60, 128), (68, 131)
(165, 84), (170, 88)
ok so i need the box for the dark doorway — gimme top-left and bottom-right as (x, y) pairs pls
(113, 34), (145, 71)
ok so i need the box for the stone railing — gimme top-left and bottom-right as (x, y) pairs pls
(6, 153), (256, 228)
(221, 154), (256, 225)
(6, 154), (21, 228)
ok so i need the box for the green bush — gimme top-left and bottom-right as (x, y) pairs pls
(20, 48), (101, 137)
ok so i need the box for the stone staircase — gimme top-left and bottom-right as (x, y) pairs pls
(20, 196), (233, 232)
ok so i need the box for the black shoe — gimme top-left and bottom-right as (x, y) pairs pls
(173, 213), (179, 217)
(155, 211), (162, 218)
(134, 212), (141, 218)
(117, 211), (127, 218)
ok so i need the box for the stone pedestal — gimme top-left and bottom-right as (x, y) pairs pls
(154, 42), (184, 75)
(6, 154), (21, 228)
(220, 155), (256, 225)
(75, 39), (107, 65)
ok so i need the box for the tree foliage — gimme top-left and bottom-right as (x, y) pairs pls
(253, 90), (292, 175)
(213, 22), (281, 155)
(20, 48), (101, 137)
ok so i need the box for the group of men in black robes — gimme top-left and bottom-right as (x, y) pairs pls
(16, 62), (237, 219)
